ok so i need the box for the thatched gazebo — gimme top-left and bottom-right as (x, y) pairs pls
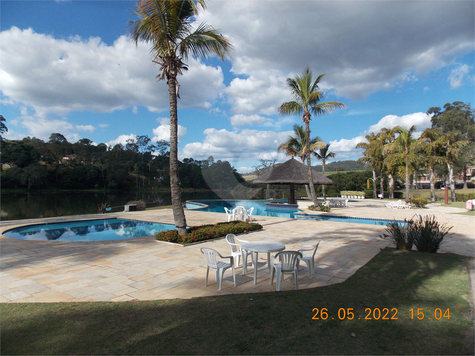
(253, 158), (333, 204)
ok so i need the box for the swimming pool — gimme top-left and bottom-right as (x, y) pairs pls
(3, 219), (176, 242)
(186, 199), (299, 219)
(187, 199), (406, 226)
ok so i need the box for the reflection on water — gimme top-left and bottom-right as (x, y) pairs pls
(3, 218), (176, 241)
(0, 190), (221, 221)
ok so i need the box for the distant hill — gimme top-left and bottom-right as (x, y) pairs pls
(313, 160), (367, 172)
(242, 160), (367, 181)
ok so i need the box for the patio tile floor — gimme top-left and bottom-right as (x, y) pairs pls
(0, 199), (473, 303)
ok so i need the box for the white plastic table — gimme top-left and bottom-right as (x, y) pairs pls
(241, 241), (285, 284)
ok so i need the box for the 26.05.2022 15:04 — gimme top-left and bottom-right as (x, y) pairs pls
(311, 308), (451, 320)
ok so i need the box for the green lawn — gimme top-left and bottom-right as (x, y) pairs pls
(1, 249), (473, 355)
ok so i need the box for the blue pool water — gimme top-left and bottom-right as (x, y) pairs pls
(187, 199), (406, 226)
(186, 199), (299, 218)
(3, 219), (176, 242)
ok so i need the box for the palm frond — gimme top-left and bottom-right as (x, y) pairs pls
(278, 101), (303, 116)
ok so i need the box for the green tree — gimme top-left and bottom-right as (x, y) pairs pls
(440, 132), (469, 202)
(356, 132), (382, 199)
(384, 125), (418, 203)
(379, 127), (399, 199)
(416, 128), (445, 201)
(277, 124), (323, 163)
(313, 143), (335, 200)
(130, 0), (232, 235)
(0, 115), (8, 137)
(278, 68), (346, 205)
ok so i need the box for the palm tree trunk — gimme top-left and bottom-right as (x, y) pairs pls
(322, 159), (326, 200)
(448, 163), (455, 202)
(372, 168), (377, 199)
(388, 173), (394, 199)
(379, 172), (384, 199)
(429, 166), (435, 202)
(168, 76), (187, 236)
(305, 185), (311, 199)
(405, 154), (410, 203)
(304, 118), (318, 206)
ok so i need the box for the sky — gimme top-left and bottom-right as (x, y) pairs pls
(1, 0), (474, 173)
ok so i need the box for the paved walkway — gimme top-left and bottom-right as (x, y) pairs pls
(0, 200), (473, 303)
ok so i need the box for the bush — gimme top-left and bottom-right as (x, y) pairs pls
(126, 200), (146, 211)
(411, 215), (453, 253)
(455, 193), (475, 202)
(308, 203), (331, 212)
(410, 198), (428, 208)
(393, 192), (404, 199)
(381, 220), (414, 251)
(381, 215), (452, 253)
(156, 221), (263, 244)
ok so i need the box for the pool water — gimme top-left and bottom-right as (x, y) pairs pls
(3, 219), (176, 242)
(186, 199), (299, 219)
(187, 199), (406, 226)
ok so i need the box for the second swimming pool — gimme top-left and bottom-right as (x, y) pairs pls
(186, 199), (406, 226)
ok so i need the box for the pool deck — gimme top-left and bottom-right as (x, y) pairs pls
(0, 199), (473, 303)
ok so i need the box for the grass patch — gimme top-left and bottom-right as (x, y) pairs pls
(1, 249), (472, 355)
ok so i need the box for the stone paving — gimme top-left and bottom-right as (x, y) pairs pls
(0, 199), (473, 303)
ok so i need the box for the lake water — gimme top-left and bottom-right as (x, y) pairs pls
(0, 190), (221, 221)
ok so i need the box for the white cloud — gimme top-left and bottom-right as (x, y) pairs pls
(366, 112), (432, 134)
(181, 128), (292, 161)
(0, 27), (227, 116)
(200, 0), (474, 101)
(448, 64), (471, 89)
(152, 118), (187, 142)
(107, 134), (136, 148)
(327, 136), (366, 161)
(229, 114), (273, 127)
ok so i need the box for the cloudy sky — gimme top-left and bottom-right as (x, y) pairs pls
(1, 0), (473, 172)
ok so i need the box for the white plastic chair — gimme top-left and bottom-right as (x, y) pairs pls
(201, 247), (236, 291)
(225, 233), (252, 268)
(224, 207), (235, 222)
(246, 207), (254, 222)
(298, 241), (320, 278)
(270, 251), (302, 291)
(233, 206), (246, 221)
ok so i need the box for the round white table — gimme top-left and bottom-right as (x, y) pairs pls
(241, 241), (285, 284)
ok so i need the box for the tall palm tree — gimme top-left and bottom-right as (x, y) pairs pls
(380, 127), (398, 199)
(384, 125), (417, 203)
(277, 124), (323, 163)
(130, 0), (232, 236)
(313, 143), (335, 200)
(278, 68), (347, 205)
(278, 124), (323, 198)
(356, 132), (381, 199)
(440, 132), (469, 202)
(416, 128), (445, 202)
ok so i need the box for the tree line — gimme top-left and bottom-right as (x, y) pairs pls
(356, 101), (474, 202)
(1, 133), (244, 191)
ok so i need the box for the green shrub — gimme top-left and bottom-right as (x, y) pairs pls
(308, 203), (331, 212)
(393, 192), (404, 199)
(411, 215), (453, 253)
(455, 193), (475, 202)
(156, 221), (263, 244)
(381, 215), (452, 253)
(364, 189), (374, 198)
(410, 198), (428, 208)
(381, 220), (414, 251)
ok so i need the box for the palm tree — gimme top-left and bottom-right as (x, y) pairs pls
(440, 132), (469, 202)
(380, 127), (398, 199)
(277, 124), (323, 163)
(384, 125), (417, 203)
(278, 68), (347, 205)
(130, 0), (232, 236)
(313, 143), (335, 200)
(278, 124), (323, 198)
(416, 128), (445, 202)
(356, 132), (381, 199)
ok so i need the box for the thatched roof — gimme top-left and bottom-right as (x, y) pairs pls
(253, 158), (333, 185)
